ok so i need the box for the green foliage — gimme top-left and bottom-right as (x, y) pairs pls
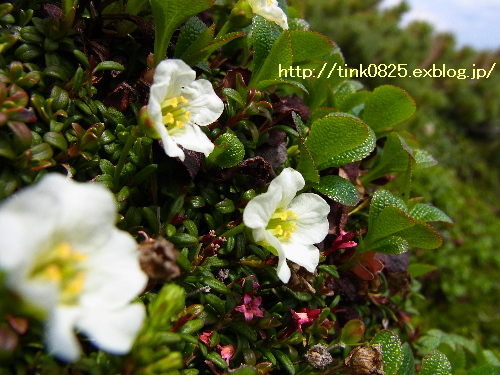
(0, 0), (491, 373)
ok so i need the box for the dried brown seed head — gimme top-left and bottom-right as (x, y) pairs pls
(305, 344), (333, 369)
(344, 344), (385, 375)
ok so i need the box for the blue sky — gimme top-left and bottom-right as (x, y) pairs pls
(379, 0), (500, 50)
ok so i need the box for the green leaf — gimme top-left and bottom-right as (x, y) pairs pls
(314, 175), (359, 206)
(409, 203), (453, 224)
(228, 365), (257, 374)
(251, 31), (293, 88)
(363, 85), (416, 132)
(408, 263), (437, 278)
(181, 29), (244, 66)
(93, 61), (125, 73)
(365, 206), (415, 245)
(414, 149), (438, 168)
(251, 15), (282, 75)
(395, 220), (443, 249)
(174, 16), (208, 58)
(43, 132), (68, 151)
(370, 330), (403, 375)
(294, 113), (319, 183)
(290, 30), (333, 63)
(368, 190), (408, 233)
(397, 343), (416, 375)
(369, 236), (409, 255)
(150, 0), (214, 66)
(467, 366), (500, 375)
(319, 125), (376, 168)
(360, 132), (412, 183)
(206, 133), (245, 168)
(419, 350), (452, 375)
(306, 116), (370, 170)
(340, 320), (365, 345)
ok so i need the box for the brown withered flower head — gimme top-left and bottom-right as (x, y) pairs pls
(138, 236), (181, 281)
(305, 343), (333, 369)
(344, 344), (385, 375)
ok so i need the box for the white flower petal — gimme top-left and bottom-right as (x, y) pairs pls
(170, 123), (215, 157)
(78, 303), (145, 354)
(243, 189), (282, 229)
(182, 80), (224, 125)
(276, 248), (291, 283)
(46, 307), (82, 362)
(81, 229), (147, 309)
(152, 59), (196, 97)
(288, 193), (330, 244)
(267, 168), (304, 209)
(281, 242), (319, 273)
(249, 0), (289, 29)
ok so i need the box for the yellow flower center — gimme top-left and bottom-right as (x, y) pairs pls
(266, 210), (297, 240)
(267, 0), (273, 5)
(29, 242), (87, 305)
(160, 95), (191, 134)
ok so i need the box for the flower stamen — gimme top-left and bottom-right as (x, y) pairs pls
(160, 95), (191, 133)
(267, 210), (297, 240)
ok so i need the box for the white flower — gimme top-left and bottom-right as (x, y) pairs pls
(0, 174), (148, 362)
(248, 0), (289, 29)
(243, 168), (329, 283)
(147, 59), (224, 161)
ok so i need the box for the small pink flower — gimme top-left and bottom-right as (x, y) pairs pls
(324, 230), (357, 257)
(291, 308), (321, 333)
(235, 293), (264, 322)
(199, 331), (213, 346)
(219, 344), (235, 365)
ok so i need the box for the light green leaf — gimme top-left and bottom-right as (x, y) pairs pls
(318, 126), (376, 168)
(182, 30), (245, 66)
(395, 220), (443, 249)
(414, 149), (438, 168)
(408, 263), (437, 278)
(314, 175), (359, 206)
(251, 15), (282, 75)
(290, 30), (333, 63)
(419, 350), (452, 375)
(340, 319), (365, 345)
(360, 132), (412, 184)
(250, 30), (293, 87)
(368, 189), (408, 230)
(369, 235), (410, 255)
(207, 133), (245, 168)
(363, 85), (416, 132)
(409, 203), (453, 224)
(174, 16), (208, 58)
(370, 330), (403, 375)
(306, 115), (370, 169)
(150, 0), (214, 66)
(365, 206), (415, 247)
(397, 343), (416, 375)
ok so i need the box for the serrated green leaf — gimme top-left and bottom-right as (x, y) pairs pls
(250, 30), (293, 87)
(409, 203), (453, 224)
(296, 117), (320, 183)
(368, 190), (408, 233)
(290, 30), (333, 63)
(174, 16), (208, 58)
(151, 0), (214, 66)
(397, 343), (416, 375)
(419, 350), (452, 375)
(395, 220), (443, 249)
(306, 115), (369, 169)
(369, 235), (410, 255)
(370, 330), (403, 375)
(408, 263), (437, 278)
(365, 206), (415, 245)
(363, 85), (416, 132)
(314, 175), (359, 206)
